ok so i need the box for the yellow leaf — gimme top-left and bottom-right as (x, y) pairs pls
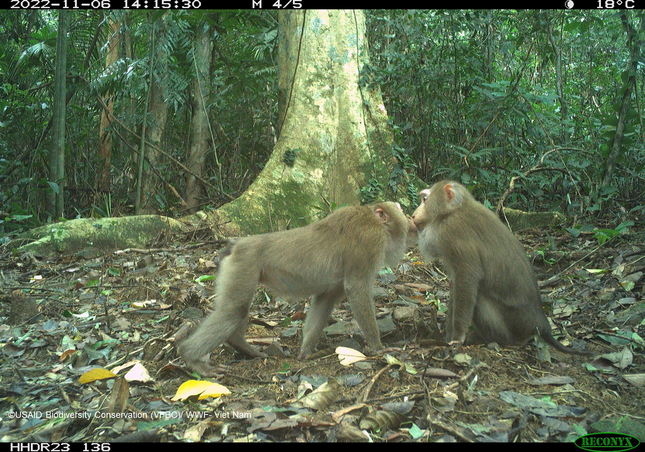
(196, 382), (231, 400)
(78, 368), (117, 384)
(172, 380), (231, 401)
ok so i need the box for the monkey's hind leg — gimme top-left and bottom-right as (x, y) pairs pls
(226, 314), (268, 358)
(467, 296), (513, 345)
(178, 263), (260, 375)
(299, 285), (345, 359)
(178, 309), (250, 376)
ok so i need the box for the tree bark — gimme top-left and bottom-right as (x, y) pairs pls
(46, 10), (67, 221)
(545, 11), (569, 144)
(185, 23), (213, 213)
(213, 10), (396, 236)
(601, 12), (643, 189)
(98, 16), (120, 195)
(136, 14), (169, 214)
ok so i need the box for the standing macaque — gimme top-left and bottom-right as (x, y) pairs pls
(179, 202), (418, 376)
(412, 180), (592, 355)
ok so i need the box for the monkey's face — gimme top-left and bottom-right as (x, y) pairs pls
(395, 204), (420, 246)
(411, 188), (434, 230)
(412, 181), (462, 231)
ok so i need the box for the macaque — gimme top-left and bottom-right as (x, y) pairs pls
(178, 202), (418, 376)
(412, 181), (592, 355)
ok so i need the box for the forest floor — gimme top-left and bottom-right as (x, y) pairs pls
(1, 222), (644, 443)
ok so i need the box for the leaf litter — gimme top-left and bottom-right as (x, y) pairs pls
(0, 226), (644, 442)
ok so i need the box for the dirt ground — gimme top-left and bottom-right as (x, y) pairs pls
(1, 225), (644, 443)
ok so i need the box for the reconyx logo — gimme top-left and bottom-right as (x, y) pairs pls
(575, 433), (640, 452)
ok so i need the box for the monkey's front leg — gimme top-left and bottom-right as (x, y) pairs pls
(345, 281), (384, 355)
(446, 275), (479, 345)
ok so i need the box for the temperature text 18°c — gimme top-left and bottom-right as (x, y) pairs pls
(597, 0), (635, 7)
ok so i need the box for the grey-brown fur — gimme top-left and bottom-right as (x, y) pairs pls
(412, 180), (592, 356)
(178, 202), (417, 375)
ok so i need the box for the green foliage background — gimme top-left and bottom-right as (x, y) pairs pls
(0, 10), (643, 237)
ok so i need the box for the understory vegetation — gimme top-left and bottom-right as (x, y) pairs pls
(0, 10), (643, 235)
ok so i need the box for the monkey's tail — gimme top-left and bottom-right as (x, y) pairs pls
(539, 328), (595, 356)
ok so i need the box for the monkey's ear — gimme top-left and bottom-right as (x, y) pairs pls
(444, 184), (456, 203)
(374, 207), (388, 223)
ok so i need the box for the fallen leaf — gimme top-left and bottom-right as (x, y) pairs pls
(404, 283), (432, 292)
(172, 380), (231, 401)
(124, 362), (153, 383)
(106, 377), (130, 413)
(59, 349), (78, 362)
(527, 376), (576, 386)
(622, 373), (645, 387)
(359, 409), (407, 431)
(79, 368), (117, 384)
(292, 378), (340, 410)
(336, 347), (367, 366)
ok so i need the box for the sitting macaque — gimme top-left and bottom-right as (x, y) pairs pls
(412, 180), (592, 355)
(178, 202), (418, 376)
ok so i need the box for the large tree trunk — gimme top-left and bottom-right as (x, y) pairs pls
(214, 10), (395, 236)
(185, 23), (213, 213)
